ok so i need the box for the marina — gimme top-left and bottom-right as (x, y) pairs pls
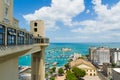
(19, 43), (120, 68)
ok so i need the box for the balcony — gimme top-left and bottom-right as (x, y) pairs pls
(40, 37), (49, 46)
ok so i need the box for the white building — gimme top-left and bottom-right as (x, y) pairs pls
(89, 47), (97, 61)
(73, 53), (82, 61)
(112, 68), (120, 80)
(111, 48), (120, 66)
(92, 47), (110, 65)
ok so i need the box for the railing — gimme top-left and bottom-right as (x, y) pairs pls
(40, 37), (49, 44)
(0, 37), (49, 57)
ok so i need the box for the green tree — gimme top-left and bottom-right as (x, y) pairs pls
(68, 59), (73, 62)
(64, 63), (70, 70)
(72, 67), (86, 79)
(58, 68), (64, 76)
(111, 63), (117, 68)
(50, 76), (55, 80)
(49, 70), (53, 75)
(45, 73), (48, 78)
(66, 71), (77, 80)
(52, 67), (56, 72)
(85, 54), (89, 58)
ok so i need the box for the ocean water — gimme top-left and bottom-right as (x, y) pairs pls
(18, 43), (120, 67)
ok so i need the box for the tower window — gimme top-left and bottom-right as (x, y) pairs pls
(38, 34), (39, 37)
(34, 22), (37, 26)
(5, 7), (8, 17)
(34, 28), (37, 32)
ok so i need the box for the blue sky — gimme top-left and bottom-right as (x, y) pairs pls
(14, 0), (120, 43)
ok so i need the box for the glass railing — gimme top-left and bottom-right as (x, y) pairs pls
(40, 37), (49, 44)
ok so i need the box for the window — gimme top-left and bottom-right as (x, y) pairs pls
(25, 33), (29, 44)
(34, 28), (37, 32)
(90, 73), (92, 76)
(38, 34), (39, 37)
(30, 34), (33, 44)
(17, 31), (24, 45)
(34, 38), (37, 43)
(0, 25), (5, 45)
(5, 0), (10, 5)
(5, 7), (8, 17)
(34, 22), (37, 26)
(7, 28), (16, 45)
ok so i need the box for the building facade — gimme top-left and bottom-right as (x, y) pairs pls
(89, 47), (110, 66)
(70, 59), (97, 76)
(89, 47), (97, 61)
(112, 68), (120, 80)
(110, 48), (120, 66)
(103, 63), (112, 77)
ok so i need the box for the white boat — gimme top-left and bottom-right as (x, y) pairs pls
(61, 48), (71, 52)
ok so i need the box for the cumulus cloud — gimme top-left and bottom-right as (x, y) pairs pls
(72, 0), (120, 34)
(23, 0), (85, 30)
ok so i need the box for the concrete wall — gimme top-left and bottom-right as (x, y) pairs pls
(0, 0), (13, 25)
(112, 68), (120, 80)
(0, 57), (18, 80)
(30, 20), (45, 37)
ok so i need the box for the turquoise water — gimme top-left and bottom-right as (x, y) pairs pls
(18, 43), (120, 67)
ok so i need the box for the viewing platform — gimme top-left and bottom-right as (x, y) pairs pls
(0, 37), (49, 60)
(0, 0), (49, 79)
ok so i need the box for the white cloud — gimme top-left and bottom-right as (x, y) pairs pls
(23, 0), (85, 31)
(72, 0), (120, 34)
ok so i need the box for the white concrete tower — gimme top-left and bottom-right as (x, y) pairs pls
(30, 20), (48, 80)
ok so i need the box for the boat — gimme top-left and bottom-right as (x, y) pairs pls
(61, 48), (71, 52)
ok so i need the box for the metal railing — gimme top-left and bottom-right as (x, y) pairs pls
(0, 38), (49, 57)
(40, 37), (49, 44)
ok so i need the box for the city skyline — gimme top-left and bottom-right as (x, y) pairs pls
(14, 0), (120, 43)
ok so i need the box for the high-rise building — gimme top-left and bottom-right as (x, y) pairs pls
(89, 47), (97, 61)
(110, 48), (120, 66)
(90, 47), (110, 66)
(112, 68), (120, 80)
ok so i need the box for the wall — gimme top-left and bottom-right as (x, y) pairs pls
(0, 57), (18, 80)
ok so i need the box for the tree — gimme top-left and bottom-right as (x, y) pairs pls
(58, 68), (64, 76)
(45, 73), (48, 78)
(111, 63), (117, 68)
(66, 71), (77, 80)
(49, 70), (54, 75)
(85, 54), (89, 58)
(72, 67), (86, 79)
(50, 76), (55, 80)
(64, 63), (70, 70)
(52, 67), (56, 72)
(68, 59), (73, 62)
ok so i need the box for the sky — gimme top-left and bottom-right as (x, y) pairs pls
(14, 0), (120, 43)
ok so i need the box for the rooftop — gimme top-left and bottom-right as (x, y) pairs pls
(113, 68), (120, 73)
(70, 59), (95, 69)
